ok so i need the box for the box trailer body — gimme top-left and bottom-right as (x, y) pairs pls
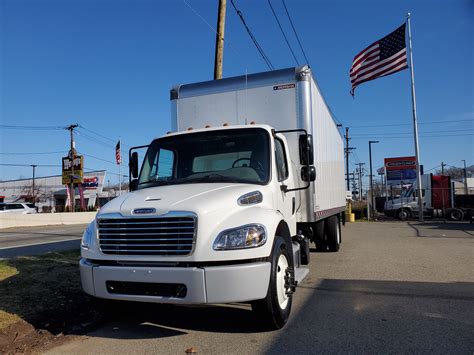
(80, 66), (346, 329)
(385, 173), (474, 221)
(171, 66), (346, 223)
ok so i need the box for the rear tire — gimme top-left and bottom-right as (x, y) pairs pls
(313, 220), (327, 251)
(251, 235), (293, 329)
(327, 215), (341, 252)
(447, 208), (464, 221)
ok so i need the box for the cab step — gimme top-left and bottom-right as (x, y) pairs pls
(294, 267), (309, 284)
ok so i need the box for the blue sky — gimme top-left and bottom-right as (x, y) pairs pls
(1, 0), (473, 187)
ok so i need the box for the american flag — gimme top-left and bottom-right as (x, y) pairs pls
(115, 140), (121, 165)
(350, 24), (408, 95)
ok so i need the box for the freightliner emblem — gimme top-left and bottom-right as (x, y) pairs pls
(133, 208), (156, 215)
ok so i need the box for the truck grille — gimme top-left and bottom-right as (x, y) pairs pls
(97, 216), (196, 256)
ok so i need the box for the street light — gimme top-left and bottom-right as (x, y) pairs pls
(31, 164), (37, 205)
(462, 159), (468, 195)
(368, 140), (379, 220)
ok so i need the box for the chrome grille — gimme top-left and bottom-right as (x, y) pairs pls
(97, 215), (196, 256)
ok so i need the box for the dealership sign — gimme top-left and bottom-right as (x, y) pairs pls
(384, 156), (416, 185)
(82, 176), (99, 190)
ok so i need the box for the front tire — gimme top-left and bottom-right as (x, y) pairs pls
(252, 235), (293, 329)
(397, 208), (411, 221)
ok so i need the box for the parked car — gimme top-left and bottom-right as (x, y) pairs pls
(0, 203), (38, 214)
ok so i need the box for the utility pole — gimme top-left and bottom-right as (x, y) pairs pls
(213, 0), (227, 80)
(369, 140), (379, 220)
(31, 164), (37, 204)
(66, 124), (78, 212)
(356, 163), (365, 201)
(345, 127), (356, 191)
(462, 160), (468, 195)
(441, 162), (446, 175)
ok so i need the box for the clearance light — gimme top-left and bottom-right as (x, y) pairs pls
(223, 123), (229, 126)
(166, 131), (172, 135)
(250, 121), (256, 125)
(205, 125), (211, 128)
(187, 127), (193, 131)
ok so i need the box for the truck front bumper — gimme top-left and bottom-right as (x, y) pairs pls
(80, 258), (271, 304)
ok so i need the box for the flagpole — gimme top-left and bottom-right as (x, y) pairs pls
(407, 13), (424, 223)
(119, 137), (122, 196)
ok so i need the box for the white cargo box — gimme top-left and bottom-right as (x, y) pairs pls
(171, 66), (346, 223)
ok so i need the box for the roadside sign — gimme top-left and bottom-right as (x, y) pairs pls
(62, 155), (84, 185)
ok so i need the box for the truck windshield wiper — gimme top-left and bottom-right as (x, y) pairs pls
(179, 174), (242, 184)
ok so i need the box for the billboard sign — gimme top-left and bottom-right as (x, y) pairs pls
(62, 155), (84, 185)
(384, 156), (416, 186)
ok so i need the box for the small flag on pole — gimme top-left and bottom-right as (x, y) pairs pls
(350, 24), (408, 95)
(115, 140), (121, 165)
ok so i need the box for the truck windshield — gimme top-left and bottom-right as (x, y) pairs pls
(138, 128), (270, 188)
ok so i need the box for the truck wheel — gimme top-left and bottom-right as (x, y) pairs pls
(313, 220), (327, 251)
(251, 235), (293, 329)
(397, 208), (411, 221)
(447, 209), (464, 221)
(327, 215), (341, 252)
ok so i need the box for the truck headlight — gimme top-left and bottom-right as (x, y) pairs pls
(81, 221), (96, 250)
(213, 224), (266, 250)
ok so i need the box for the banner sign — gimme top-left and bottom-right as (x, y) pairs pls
(62, 155), (84, 185)
(384, 156), (416, 185)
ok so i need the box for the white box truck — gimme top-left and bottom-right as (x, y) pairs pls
(80, 66), (346, 328)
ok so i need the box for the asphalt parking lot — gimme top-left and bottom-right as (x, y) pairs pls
(0, 224), (86, 258)
(44, 221), (474, 354)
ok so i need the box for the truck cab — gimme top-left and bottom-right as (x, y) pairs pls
(81, 124), (312, 329)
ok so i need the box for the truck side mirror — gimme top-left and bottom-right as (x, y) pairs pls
(130, 179), (138, 191)
(299, 134), (314, 166)
(301, 166), (316, 182)
(130, 152), (139, 179)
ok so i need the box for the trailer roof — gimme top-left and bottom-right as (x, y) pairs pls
(171, 66), (308, 100)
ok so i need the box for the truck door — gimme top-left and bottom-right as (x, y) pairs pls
(274, 136), (296, 227)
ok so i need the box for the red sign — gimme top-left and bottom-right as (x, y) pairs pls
(384, 156), (416, 171)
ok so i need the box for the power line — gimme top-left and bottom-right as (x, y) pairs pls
(78, 125), (131, 149)
(0, 124), (64, 130)
(230, 0), (274, 70)
(78, 152), (117, 165)
(0, 151), (67, 155)
(78, 126), (116, 143)
(281, 0), (310, 65)
(351, 133), (474, 140)
(349, 118), (473, 129)
(75, 130), (115, 149)
(351, 128), (474, 137)
(267, 0), (299, 65)
(0, 163), (61, 167)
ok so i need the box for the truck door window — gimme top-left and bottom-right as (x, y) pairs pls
(148, 148), (175, 181)
(275, 138), (289, 182)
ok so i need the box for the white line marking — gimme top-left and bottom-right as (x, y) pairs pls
(0, 238), (81, 250)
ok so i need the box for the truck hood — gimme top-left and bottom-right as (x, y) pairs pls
(97, 183), (270, 217)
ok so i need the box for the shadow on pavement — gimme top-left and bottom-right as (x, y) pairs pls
(89, 301), (269, 339)
(407, 221), (474, 239)
(265, 278), (474, 353)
